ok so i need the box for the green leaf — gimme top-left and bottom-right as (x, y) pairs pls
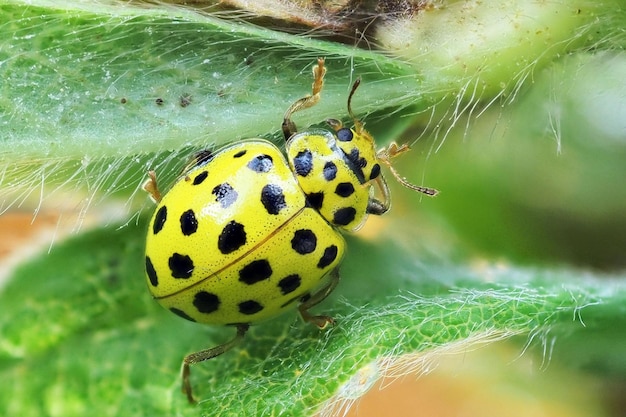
(1, 220), (625, 416)
(1, 0), (620, 181)
(1, 1), (625, 416)
(0, 0), (413, 161)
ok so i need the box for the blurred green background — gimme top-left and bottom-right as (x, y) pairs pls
(391, 51), (626, 270)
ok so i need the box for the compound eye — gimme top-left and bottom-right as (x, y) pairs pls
(336, 128), (353, 142)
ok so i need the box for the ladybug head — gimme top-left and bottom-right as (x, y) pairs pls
(326, 78), (380, 184)
(329, 78), (438, 196)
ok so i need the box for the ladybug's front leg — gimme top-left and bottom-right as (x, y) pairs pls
(376, 143), (439, 197)
(366, 175), (391, 216)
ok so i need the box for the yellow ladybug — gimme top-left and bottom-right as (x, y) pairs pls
(143, 58), (437, 403)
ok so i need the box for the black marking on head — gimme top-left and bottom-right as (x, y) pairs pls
(261, 184), (287, 215)
(349, 148), (367, 168)
(278, 274), (302, 295)
(337, 128), (353, 142)
(180, 209), (198, 236)
(370, 163), (381, 180)
(218, 220), (247, 254)
(323, 161), (337, 181)
(170, 308), (196, 322)
(192, 170), (209, 185)
(193, 291), (221, 314)
(247, 154), (274, 173)
(239, 259), (273, 285)
(146, 256), (158, 286)
(335, 182), (355, 198)
(306, 192), (324, 210)
(317, 245), (339, 269)
(239, 300), (263, 315)
(153, 206), (167, 234)
(333, 207), (356, 226)
(291, 229), (317, 255)
(212, 183), (238, 208)
(293, 149), (313, 177)
(168, 253), (194, 278)
(340, 148), (367, 184)
(233, 150), (247, 158)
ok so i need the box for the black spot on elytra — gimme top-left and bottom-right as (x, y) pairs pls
(239, 259), (272, 285)
(291, 229), (317, 255)
(153, 206), (167, 234)
(337, 128), (353, 142)
(233, 150), (247, 158)
(278, 274), (302, 295)
(247, 154), (273, 173)
(180, 209), (198, 236)
(168, 253), (194, 278)
(306, 192), (324, 210)
(323, 161), (337, 181)
(335, 182), (355, 198)
(145, 256), (158, 286)
(170, 308), (196, 322)
(193, 291), (220, 314)
(192, 170), (208, 185)
(239, 300), (263, 315)
(317, 245), (339, 269)
(293, 149), (313, 177)
(333, 207), (356, 226)
(261, 184), (287, 215)
(212, 183), (238, 208)
(218, 220), (247, 254)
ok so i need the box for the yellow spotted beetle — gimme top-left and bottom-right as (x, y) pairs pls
(143, 58), (437, 403)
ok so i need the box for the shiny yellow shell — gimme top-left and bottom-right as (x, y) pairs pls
(143, 58), (437, 404)
(145, 140), (345, 325)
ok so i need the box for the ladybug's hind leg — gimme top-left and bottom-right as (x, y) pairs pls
(181, 323), (250, 404)
(298, 268), (340, 329)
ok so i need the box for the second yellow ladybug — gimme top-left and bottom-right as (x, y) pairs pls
(143, 58), (437, 403)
